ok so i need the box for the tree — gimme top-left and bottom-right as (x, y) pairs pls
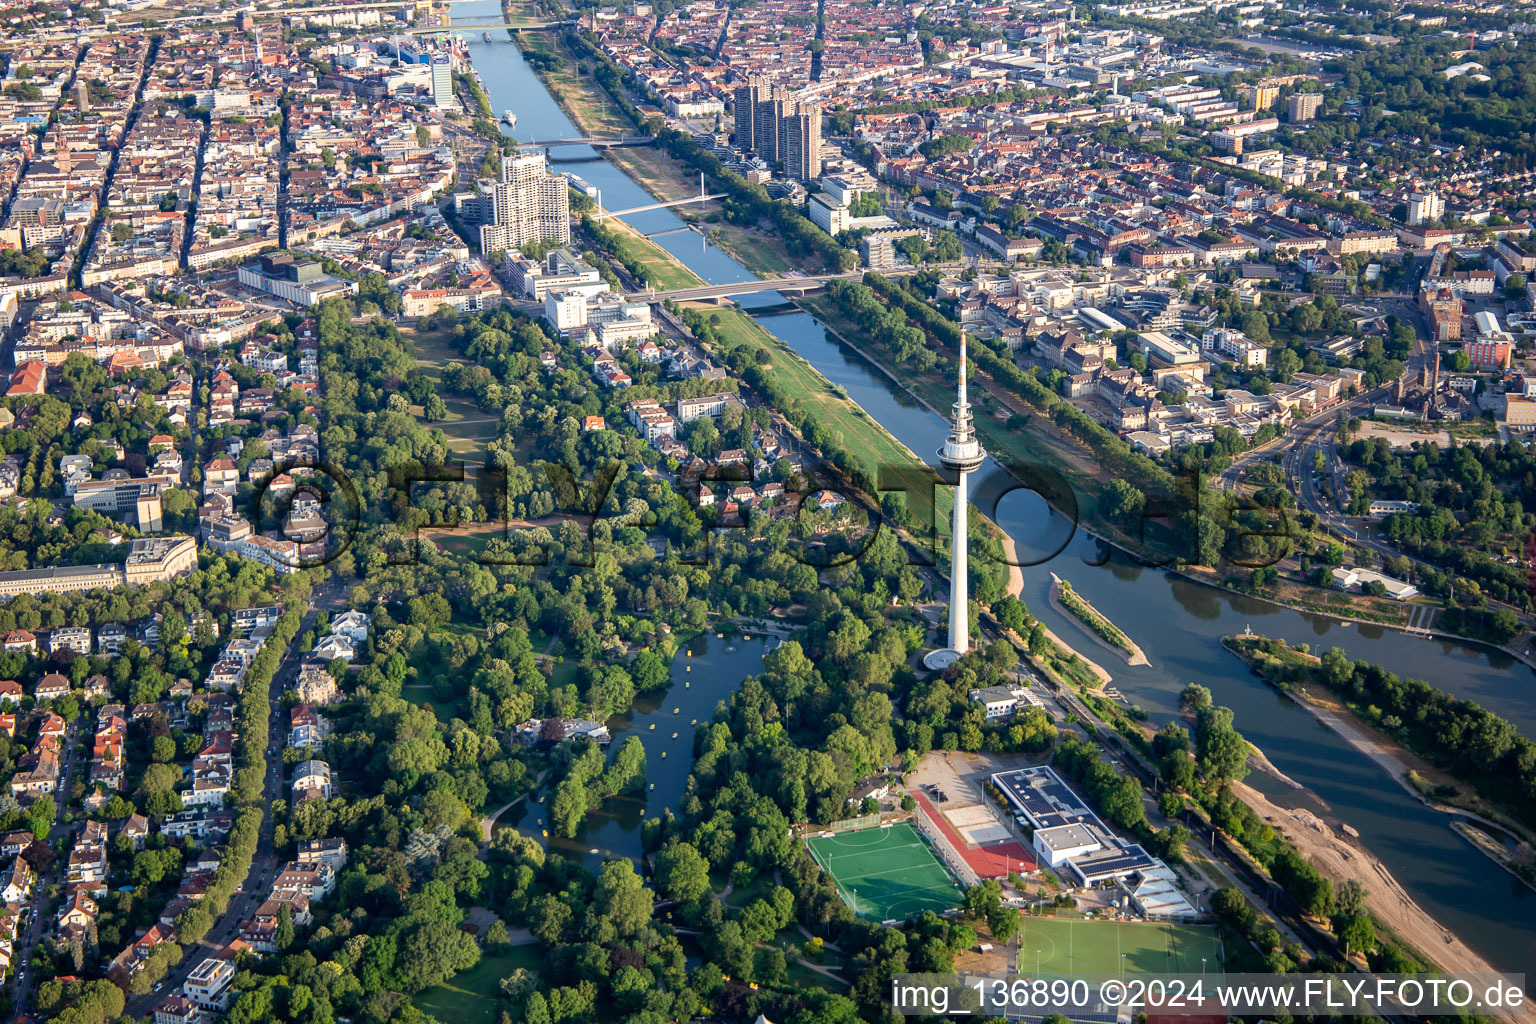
(655, 841), (711, 903)
(1334, 879), (1367, 918)
(964, 879), (1003, 921)
(396, 918), (481, 992)
(1179, 684), (1212, 711)
(1150, 823), (1190, 861)
(175, 903), (214, 944)
(529, 894), (570, 946)
(1153, 721), (1190, 757)
(631, 648), (669, 691)
(24, 795), (54, 840)
(1336, 912), (1375, 956)
(1241, 311), (1271, 343)
(595, 859), (653, 937)
(1195, 705), (1249, 783)
(275, 901), (295, 950)
(992, 596), (1027, 633)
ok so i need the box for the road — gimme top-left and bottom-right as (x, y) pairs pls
(11, 718), (85, 1012)
(1215, 387), (1386, 495)
(122, 582), (345, 1017)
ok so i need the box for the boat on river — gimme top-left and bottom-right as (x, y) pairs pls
(503, 109), (517, 127)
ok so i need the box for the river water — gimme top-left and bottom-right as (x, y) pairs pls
(460, 14), (1536, 978)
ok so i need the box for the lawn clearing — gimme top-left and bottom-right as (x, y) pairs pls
(401, 325), (499, 455)
(599, 214), (704, 291)
(806, 822), (963, 922)
(412, 948), (542, 1024)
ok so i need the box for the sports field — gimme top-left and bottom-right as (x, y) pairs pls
(1016, 918), (1224, 976)
(806, 822), (964, 922)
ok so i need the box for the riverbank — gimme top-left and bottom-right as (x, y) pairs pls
(1036, 620), (1504, 985)
(1451, 820), (1536, 895)
(1230, 779), (1519, 991)
(1049, 573), (1149, 667)
(1225, 634), (1536, 839)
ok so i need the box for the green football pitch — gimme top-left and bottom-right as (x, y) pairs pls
(806, 823), (963, 922)
(1015, 917), (1224, 976)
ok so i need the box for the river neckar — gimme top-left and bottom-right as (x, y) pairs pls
(460, 11), (1536, 981)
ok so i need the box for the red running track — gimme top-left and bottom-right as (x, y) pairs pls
(913, 790), (1036, 878)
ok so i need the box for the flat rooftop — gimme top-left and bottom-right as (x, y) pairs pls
(992, 766), (1101, 831)
(1035, 822), (1101, 854)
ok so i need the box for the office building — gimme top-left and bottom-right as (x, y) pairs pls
(807, 194), (849, 235)
(1287, 91), (1323, 122)
(478, 151), (570, 253)
(73, 473), (180, 518)
(509, 247), (605, 300)
(544, 291), (588, 333)
(123, 536), (199, 586)
(430, 56), (453, 107)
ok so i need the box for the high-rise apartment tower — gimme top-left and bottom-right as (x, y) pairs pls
(478, 150), (571, 253)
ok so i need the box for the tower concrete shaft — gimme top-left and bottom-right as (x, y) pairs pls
(925, 336), (985, 671)
(947, 467), (971, 656)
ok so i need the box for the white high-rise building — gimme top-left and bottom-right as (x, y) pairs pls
(924, 336), (986, 671)
(1406, 192), (1444, 227)
(479, 150), (571, 253)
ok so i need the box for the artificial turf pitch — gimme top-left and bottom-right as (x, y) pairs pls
(806, 822), (964, 922)
(1015, 917), (1224, 976)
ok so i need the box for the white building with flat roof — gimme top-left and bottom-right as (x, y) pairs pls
(1033, 823), (1103, 867)
(1138, 331), (1201, 366)
(807, 194), (849, 235)
(967, 684), (1044, 720)
(184, 957), (236, 1011)
(544, 291), (587, 333)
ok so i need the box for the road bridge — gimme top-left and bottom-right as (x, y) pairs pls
(414, 19), (574, 32)
(624, 267), (920, 304)
(524, 136), (656, 149)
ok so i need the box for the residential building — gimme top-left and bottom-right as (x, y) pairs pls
(1287, 91), (1322, 122)
(1407, 192), (1445, 226)
(479, 151), (570, 252)
(184, 957), (237, 1012)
